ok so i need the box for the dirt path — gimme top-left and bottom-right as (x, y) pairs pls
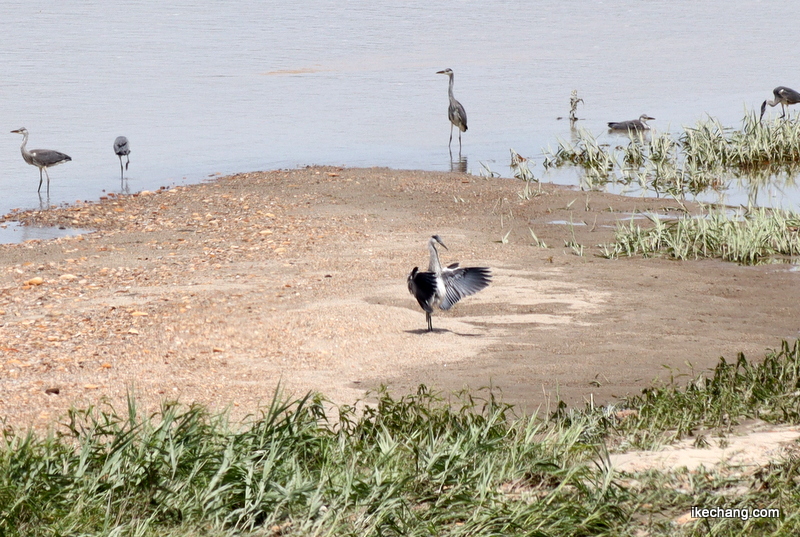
(1, 167), (798, 428)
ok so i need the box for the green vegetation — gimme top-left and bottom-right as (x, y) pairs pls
(614, 339), (800, 448)
(543, 128), (617, 191)
(542, 114), (800, 198)
(4, 341), (800, 535)
(602, 207), (800, 264)
(509, 149), (542, 200)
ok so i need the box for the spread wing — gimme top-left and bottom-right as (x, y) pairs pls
(439, 266), (491, 311)
(407, 267), (438, 313)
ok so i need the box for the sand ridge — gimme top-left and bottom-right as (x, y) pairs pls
(1, 166), (799, 429)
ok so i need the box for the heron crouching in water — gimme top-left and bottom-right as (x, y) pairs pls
(407, 235), (491, 332)
(11, 128), (71, 195)
(760, 86), (800, 121)
(607, 115), (655, 132)
(114, 136), (131, 180)
(436, 68), (468, 151)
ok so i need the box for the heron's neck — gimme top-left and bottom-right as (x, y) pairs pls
(428, 240), (442, 273)
(447, 74), (455, 100)
(18, 132), (30, 159)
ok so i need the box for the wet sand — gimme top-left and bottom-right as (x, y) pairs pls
(1, 166), (798, 429)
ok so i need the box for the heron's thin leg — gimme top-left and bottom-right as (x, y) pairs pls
(449, 124), (454, 148)
(119, 157), (124, 180)
(458, 130), (462, 152)
(44, 168), (51, 195)
(37, 169), (43, 193)
(426, 312), (432, 332)
(125, 155), (130, 170)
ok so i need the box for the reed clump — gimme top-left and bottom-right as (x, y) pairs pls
(603, 207), (800, 264)
(543, 128), (616, 190)
(542, 113), (800, 198)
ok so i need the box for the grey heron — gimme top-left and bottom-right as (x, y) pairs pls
(407, 235), (491, 332)
(114, 136), (130, 179)
(760, 86), (800, 120)
(11, 128), (71, 195)
(608, 115), (655, 132)
(436, 68), (468, 151)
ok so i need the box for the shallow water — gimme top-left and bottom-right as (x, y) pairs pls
(0, 221), (92, 243)
(1, 0), (799, 233)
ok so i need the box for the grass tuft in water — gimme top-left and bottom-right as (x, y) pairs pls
(542, 113), (800, 199)
(569, 89), (584, 122)
(602, 206), (800, 264)
(543, 129), (616, 190)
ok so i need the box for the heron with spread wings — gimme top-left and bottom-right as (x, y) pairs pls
(407, 235), (491, 332)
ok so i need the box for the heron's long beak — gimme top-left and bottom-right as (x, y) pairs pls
(436, 70), (446, 75)
(10, 129), (20, 134)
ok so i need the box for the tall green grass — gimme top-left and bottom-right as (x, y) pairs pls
(613, 340), (800, 448)
(4, 340), (800, 535)
(0, 388), (623, 536)
(603, 207), (800, 264)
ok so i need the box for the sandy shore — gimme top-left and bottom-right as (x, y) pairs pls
(1, 166), (798, 429)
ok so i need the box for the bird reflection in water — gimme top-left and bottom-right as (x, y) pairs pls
(449, 152), (467, 173)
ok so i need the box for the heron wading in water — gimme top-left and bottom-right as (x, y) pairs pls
(436, 68), (468, 151)
(11, 128), (71, 195)
(114, 136), (131, 180)
(760, 86), (800, 121)
(407, 235), (491, 332)
(607, 115), (655, 132)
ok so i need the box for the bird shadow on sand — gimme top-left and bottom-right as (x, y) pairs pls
(404, 327), (484, 337)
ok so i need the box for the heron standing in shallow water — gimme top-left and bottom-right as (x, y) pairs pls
(11, 128), (71, 195)
(114, 136), (130, 180)
(760, 86), (800, 121)
(607, 115), (655, 132)
(407, 235), (491, 332)
(436, 68), (468, 151)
